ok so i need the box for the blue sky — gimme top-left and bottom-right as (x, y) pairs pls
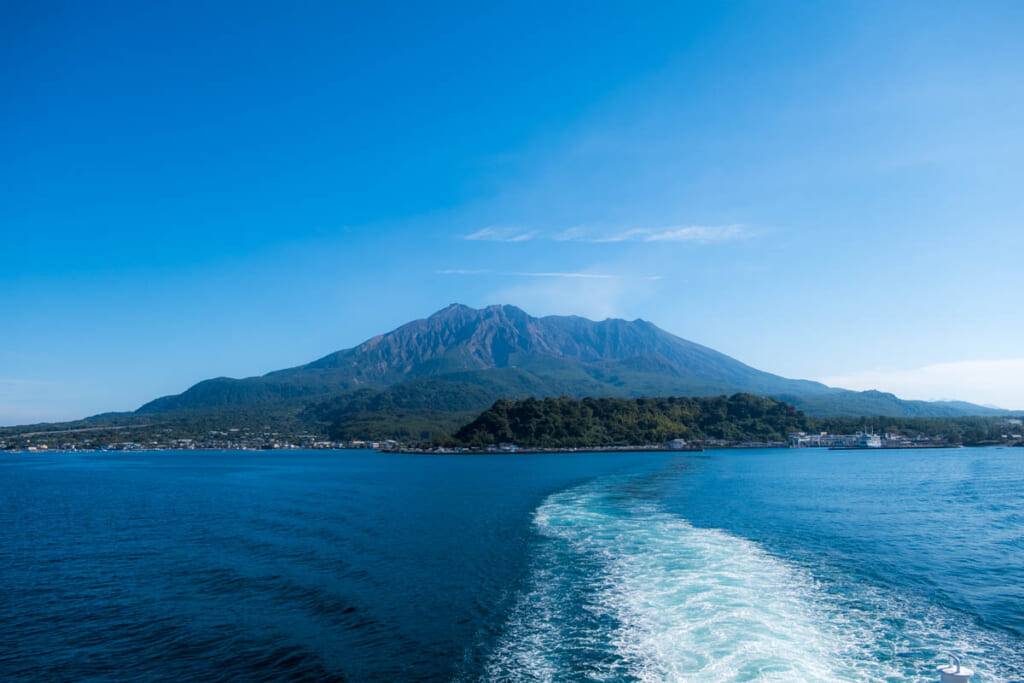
(2, 1), (1023, 424)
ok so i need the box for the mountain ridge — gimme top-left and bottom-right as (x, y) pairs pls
(135, 303), (1003, 422)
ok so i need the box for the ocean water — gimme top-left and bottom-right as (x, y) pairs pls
(1, 448), (1021, 682)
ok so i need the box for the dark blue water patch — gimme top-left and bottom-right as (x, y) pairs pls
(2, 447), (1023, 681)
(0, 450), (666, 682)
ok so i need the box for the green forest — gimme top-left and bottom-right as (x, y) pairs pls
(444, 393), (810, 448)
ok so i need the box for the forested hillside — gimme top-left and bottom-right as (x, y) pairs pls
(446, 393), (810, 448)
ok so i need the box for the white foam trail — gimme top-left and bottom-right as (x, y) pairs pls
(485, 481), (1019, 683)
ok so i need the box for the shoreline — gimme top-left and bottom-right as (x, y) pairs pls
(6, 443), (1019, 455)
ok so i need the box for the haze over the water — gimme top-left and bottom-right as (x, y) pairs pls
(2, 1), (1023, 424)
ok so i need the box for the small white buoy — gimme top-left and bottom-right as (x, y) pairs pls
(938, 654), (973, 683)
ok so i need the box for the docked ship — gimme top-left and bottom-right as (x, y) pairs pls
(827, 431), (883, 450)
(858, 432), (882, 448)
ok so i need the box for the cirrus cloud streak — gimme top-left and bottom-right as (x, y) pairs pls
(464, 227), (540, 242)
(437, 269), (659, 280)
(464, 224), (754, 243)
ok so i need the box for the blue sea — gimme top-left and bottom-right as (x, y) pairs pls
(1, 447), (1022, 682)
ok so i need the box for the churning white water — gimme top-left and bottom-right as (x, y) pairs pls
(486, 479), (1016, 683)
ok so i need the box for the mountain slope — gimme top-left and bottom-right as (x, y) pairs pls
(135, 303), (1004, 421)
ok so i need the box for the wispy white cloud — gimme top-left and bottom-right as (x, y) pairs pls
(465, 224), (754, 244)
(587, 228), (652, 243)
(642, 225), (751, 242)
(463, 227), (539, 242)
(514, 271), (616, 279)
(582, 225), (753, 243)
(438, 269), (650, 280)
(818, 358), (1024, 410)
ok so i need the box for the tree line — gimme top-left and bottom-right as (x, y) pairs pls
(440, 394), (1023, 448)
(442, 393), (809, 448)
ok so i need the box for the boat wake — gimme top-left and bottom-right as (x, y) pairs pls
(484, 478), (1019, 683)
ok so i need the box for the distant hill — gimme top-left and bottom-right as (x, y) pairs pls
(133, 304), (1004, 438)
